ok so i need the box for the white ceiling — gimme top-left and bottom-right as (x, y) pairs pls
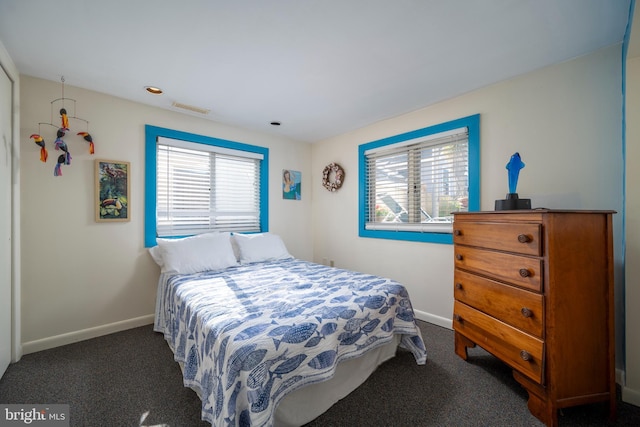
(0, 0), (631, 143)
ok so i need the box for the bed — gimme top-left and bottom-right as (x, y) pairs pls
(150, 232), (427, 427)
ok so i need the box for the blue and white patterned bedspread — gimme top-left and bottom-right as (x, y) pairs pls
(154, 258), (427, 427)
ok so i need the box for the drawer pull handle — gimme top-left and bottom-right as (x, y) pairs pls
(453, 314), (462, 322)
(519, 268), (531, 278)
(520, 350), (532, 361)
(455, 283), (463, 290)
(456, 254), (463, 261)
(454, 229), (462, 236)
(521, 307), (532, 318)
(517, 234), (531, 243)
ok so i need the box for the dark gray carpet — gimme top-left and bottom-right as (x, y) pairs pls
(0, 321), (638, 426)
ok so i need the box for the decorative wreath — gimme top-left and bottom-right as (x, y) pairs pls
(322, 162), (345, 192)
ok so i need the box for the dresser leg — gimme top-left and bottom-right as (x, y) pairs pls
(513, 370), (557, 426)
(454, 331), (476, 361)
(524, 389), (557, 427)
(609, 388), (617, 422)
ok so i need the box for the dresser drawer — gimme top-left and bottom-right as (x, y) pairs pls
(453, 301), (544, 384)
(454, 245), (542, 292)
(454, 269), (543, 338)
(453, 221), (542, 256)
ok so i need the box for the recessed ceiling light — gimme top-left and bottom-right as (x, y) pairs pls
(145, 86), (163, 95)
(270, 121), (281, 126)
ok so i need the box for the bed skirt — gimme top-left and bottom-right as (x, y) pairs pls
(274, 335), (400, 426)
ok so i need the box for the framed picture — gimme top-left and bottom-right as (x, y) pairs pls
(282, 169), (301, 200)
(95, 159), (130, 222)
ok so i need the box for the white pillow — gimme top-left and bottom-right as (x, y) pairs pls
(233, 233), (292, 264)
(229, 233), (241, 262)
(151, 232), (238, 274)
(149, 232), (217, 269)
(148, 245), (164, 268)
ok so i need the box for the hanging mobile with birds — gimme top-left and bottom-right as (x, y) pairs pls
(30, 76), (95, 174)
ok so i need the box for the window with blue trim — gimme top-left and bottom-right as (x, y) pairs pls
(144, 125), (269, 247)
(358, 114), (479, 244)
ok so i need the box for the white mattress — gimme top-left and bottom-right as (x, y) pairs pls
(274, 335), (400, 426)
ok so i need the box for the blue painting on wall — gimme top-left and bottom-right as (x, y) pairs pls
(282, 169), (301, 200)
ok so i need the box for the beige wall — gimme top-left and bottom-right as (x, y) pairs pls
(311, 44), (626, 366)
(624, 3), (640, 407)
(19, 76), (313, 351)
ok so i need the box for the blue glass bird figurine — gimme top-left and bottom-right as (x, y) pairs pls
(506, 152), (525, 194)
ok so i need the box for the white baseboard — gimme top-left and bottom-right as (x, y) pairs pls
(617, 368), (625, 387)
(414, 309), (452, 330)
(21, 314), (155, 355)
(622, 383), (640, 407)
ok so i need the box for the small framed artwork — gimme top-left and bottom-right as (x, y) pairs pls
(282, 169), (301, 200)
(95, 159), (130, 222)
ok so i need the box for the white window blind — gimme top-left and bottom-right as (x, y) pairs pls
(364, 128), (469, 233)
(156, 138), (262, 237)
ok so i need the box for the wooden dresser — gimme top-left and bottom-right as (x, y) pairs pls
(452, 210), (615, 426)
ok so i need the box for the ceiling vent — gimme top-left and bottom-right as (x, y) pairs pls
(171, 101), (210, 115)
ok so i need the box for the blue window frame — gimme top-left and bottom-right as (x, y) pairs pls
(144, 125), (269, 247)
(358, 114), (480, 244)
